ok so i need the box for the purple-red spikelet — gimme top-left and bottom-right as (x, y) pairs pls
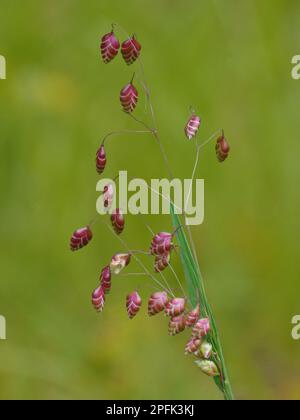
(120, 82), (138, 113)
(154, 254), (170, 273)
(70, 226), (93, 251)
(150, 232), (173, 256)
(185, 304), (200, 327)
(192, 318), (211, 339)
(185, 337), (201, 355)
(100, 265), (111, 294)
(185, 114), (201, 140)
(111, 208), (125, 235)
(121, 36), (142, 65)
(100, 31), (120, 64)
(92, 286), (105, 312)
(126, 291), (142, 319)
(216, 134), (230, 162)
(96, 144), (107, 175)
(165, 298), (186, 317)
(148, 291), (168, 316)
(103, 183), (114, 209)
(168, 315), (186, 336)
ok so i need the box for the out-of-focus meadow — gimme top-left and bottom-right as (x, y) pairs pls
(0, 0), (300, 400)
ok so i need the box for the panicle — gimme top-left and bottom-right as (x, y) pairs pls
(77, 29), (233, 393)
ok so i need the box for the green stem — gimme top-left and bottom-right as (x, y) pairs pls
(171, 207), (234, 400)
(192, 255), (234, 400)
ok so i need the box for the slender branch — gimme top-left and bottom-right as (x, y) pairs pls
(145, 224), (155, 235)
(119, 272), (149, 276)
(183, 129), (223, 268)
(185, 140), (200, 213)
(198, 128), (223, 151)
(120, 273), (171, 294)
(127, 113), (156, 134)
(167, 261), (189, 303)
(156, 269), (176, 299)
(101, 129), (152, 145)
(132, 56), (175, 180)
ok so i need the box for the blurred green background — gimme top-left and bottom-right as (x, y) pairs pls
(0, 0), (300, 400)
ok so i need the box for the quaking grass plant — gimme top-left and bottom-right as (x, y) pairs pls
(70, 24), (233, 400)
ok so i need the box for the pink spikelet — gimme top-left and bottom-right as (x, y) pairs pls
(185, 337), (201, 355)
(121, 35), (142, 65)
(192, 318), (211, 339)
(100, 30), (120, 64)
(70, 226), (93, 251)
(126, 291), (142, 319)
(103, 183), (114, 209)
(100, 266), (111, 294)
(185, 114), (201, 140)
(165, 298), (186, 317)
(154, 254), (170, 273)
(96, 144), (107, 175)
(111, 208), (125, 235)
(168, 315), (186, 336)
(110, 253), (131, 275)
(150, 232), (173, 256)
(92, 286), (105, 312)
(120, 81), (138, 113)
(148, 291), (168, 316)
(185, 304), (200, 327)
(216, 133), (230, 162)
